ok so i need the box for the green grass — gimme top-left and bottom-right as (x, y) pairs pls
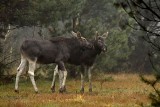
(0, 73), (154, 107)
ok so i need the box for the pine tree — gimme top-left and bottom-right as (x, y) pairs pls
(118, 0), (160, 106)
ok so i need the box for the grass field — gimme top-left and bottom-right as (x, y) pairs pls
(0, 73), (155, 107)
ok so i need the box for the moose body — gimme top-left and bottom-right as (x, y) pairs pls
(21, 39), (72, 64)
(52, 31), (108, 92)
(15, 32), (91, 93)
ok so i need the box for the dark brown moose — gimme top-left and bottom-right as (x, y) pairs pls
(51, 31), (108, 93)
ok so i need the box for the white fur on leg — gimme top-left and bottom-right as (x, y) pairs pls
(28, 59), (38, 92)
(51, 65), (58, 88)
(58, 70), (63, 89)
(88, 67), (92, 91)
(80, 73), (84, 89)
(15, 56), (27, 91)
(62, 70), (67, 87)
(28, 71), (34, 76)
(29, 74), (38, 92)
(17, 56), (26, 71)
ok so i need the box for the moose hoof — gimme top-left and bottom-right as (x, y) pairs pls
(35, 91), (39, 94)
(80, 88), (84, 93)
(89, 88), (92, 92)
(51, 87), (55, 93)
(59, 88), (63, 93)
(59, 86), (66, 93)
(63, 86), (66, 92)
(15, 89), (19, 93)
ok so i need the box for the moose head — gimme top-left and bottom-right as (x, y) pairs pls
(94, 31), (108, 52)
(71, 31), (92, 49)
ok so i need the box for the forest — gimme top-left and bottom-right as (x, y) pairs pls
(0, 0), (160, 106)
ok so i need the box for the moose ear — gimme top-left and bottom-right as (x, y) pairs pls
(71, 31), (77, 37)
(95, 31), (99, 39)
(102, 32), (109, 39)
(96, 31), (99, 37)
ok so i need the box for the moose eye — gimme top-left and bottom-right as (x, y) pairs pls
(81, 37), (86, 41)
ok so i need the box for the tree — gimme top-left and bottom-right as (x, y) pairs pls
(74, 0), (134, 72)
(116, 0), (160, 106)
(0, 0), (134, 80)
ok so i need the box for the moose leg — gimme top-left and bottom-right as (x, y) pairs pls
(58, 61), (67, 93)
(15, 56), (27, 92)
(80, 73), (85, 93)
(80, 66), (85, 93)
(88, 66), (93, 92)
(61, 70), (67, 92)
(59, 70), (67, 93)
(28, 59), (38, 93)
(58, 70), (64, 90)
(51, 65), (58, 92)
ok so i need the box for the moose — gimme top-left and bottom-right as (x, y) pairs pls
(15, 31), (92, 93)
(51, 31), (108, 93)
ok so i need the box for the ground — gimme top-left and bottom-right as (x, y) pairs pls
(0, 73), (155, 107)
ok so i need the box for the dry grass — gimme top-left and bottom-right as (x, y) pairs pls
(0, 73), (155, 107)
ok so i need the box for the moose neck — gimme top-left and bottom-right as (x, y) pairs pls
(66, 37), (87, 55)
(91, 39), (102, 55)
(50, 37), (83, 49)
(68, 37), (82, 48)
